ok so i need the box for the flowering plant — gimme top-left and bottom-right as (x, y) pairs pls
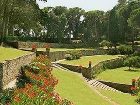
(31, 44), (37, 52)
(131, 78), (140, 97)
(8, 55), (73, 105)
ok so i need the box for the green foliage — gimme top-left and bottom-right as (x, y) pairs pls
(124, 56), (140, 70)
(16, 67), (31, 88)
(100, 40), (112, 49)
(107, 48), (119, 55)
(133, 51), (140, 56)
(137, 92), (140, 104)
(65, 54), (73, 60)
(0, 89), (14, 105)
(118, 45), (133, 55)
(128, 6), (140, 29)
(65, 50), (82, 60)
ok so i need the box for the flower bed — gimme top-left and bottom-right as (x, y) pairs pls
(0, 55), (73, 105)
(130, 78), (140, 103)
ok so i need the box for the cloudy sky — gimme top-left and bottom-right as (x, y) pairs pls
(37, 0), (118, 11)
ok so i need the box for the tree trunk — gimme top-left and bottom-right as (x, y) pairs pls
(132, 28), (135, 53)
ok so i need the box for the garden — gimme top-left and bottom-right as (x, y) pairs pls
(0, 0), (140, 105)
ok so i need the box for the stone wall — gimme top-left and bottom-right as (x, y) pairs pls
(0, 52), (36, 90)
(50, 51), (66, 62)
(6, 41), (86, 49)
(50, 50), (94, 62)
(92, 57), (126, 77)
(58, 57), (126, 79)
(99, 80), (132, 93)
(57, 63), (86, 73)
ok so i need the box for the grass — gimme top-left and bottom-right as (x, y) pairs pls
(97, 89), (139, 105)
(60, 55), (120, 67)
(52, 68), (111, 105)
(96, 67), (140, 85)
(0, 47), (31, 62)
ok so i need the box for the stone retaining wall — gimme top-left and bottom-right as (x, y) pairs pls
(99, 80), (132, 93)
(6, 41), (86, 49)
(0, 52), (36, 90)
(58, 57), (126, 79)
(93, 57), (125, 76)
(50, 50), (94, 62)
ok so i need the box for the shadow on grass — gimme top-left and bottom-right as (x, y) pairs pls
(124, 69), (140, 72)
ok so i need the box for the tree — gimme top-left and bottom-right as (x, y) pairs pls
(83, 10), (105, 45)
(42, 6), (68, 43)
(128, 8), (140, 29)
(108, 7), (120, 48)
(66, 7), (85, 40)
(0, 0), (47, 43)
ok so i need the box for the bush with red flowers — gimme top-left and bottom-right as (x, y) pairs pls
(0, 55), (73, 105)
(131, 78), (140, 104)
(31, 44), (37, 52)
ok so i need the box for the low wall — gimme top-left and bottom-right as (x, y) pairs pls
(93, 57), (126, 77)
(57, 63), (85, 73)
(49, 50), (94, 62)
(6, 41), (87, 49)
(99, 80), (132, 93)
(58, 57), (126, 79)
(57, 63), (93, 79)
(0, 52), (36, 90)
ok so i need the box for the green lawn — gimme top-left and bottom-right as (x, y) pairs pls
(97, 89), (139, 105)
(60, 55), (120, 67)
(52, 68), (111, 105)
(0, 47), (31, 62)
(96, 67), (140, 85)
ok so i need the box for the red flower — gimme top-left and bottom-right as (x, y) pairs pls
(27, 91), (36, 99)
(14, 96), (21, 102)
(32, 44), (37, 49)
(130, 86), (137, 90)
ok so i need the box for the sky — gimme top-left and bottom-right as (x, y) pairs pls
(37, 0), (118, 12)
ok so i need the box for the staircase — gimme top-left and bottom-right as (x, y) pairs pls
(84, 78), (122, 92)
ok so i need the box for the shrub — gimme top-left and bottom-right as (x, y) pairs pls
(118, 45), (133, 55)
(133, 51), (140, 56)
(0, 89), (14, 105)
(65, 50), (82, 60)
(107, 48), (119, 55)
(124, 56), (140, 70)
(93, 48), (107, 55)
(100, 40), (112, 49)
(65, 54), (73, 60)
(16, 67), (31, 88)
